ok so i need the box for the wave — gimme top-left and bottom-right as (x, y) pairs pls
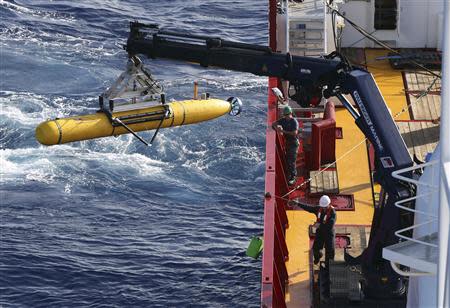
(0, 146), (167, 186)
(0, 91), (97, 148)
(0, 24), (121, 63)
(0, 91), (92, 123)
(0, 0), (76, 23)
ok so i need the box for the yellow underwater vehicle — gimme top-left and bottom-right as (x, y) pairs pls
(35, 56), (242, 146)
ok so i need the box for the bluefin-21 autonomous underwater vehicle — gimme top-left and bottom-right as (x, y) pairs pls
(36, 54), (242, 146)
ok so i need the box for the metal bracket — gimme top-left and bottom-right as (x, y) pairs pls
(113, 117), (150, 146)
(112, 105), (170, 147)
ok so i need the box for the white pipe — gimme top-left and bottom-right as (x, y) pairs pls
(395, 194), (438, 218)
(395, 219), (439, 248)
(437, 0), (450, 306)
(392, 160), (439, 188)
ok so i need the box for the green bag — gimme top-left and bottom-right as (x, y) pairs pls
(246, 236), (263, 259)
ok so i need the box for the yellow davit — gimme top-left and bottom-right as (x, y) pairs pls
(36, 98), (240, 146)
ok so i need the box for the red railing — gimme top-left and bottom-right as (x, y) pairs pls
(261, 2), (290, 306)
(261, 78), (290, 308)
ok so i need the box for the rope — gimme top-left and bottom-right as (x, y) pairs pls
(282, 138), (368, 198)
(146, 63), (438, 200)
(140, 41), (440, 200)
(393, 76), (440, 119)
(282, 75), (440, 199)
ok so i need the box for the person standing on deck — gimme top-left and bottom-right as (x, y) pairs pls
(293, 195), (336, 265)
(271, 105), (299, 185)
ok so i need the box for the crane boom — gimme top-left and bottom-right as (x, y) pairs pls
(126, 22), (342, 90)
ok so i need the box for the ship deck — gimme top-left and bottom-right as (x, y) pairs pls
(284, 49), (441, 307)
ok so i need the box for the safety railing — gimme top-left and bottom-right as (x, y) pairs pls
(261, 77), (289, 308)
(261, 2), (290, 306)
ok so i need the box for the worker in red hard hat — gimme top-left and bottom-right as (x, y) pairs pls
(292, 195), (336, 265)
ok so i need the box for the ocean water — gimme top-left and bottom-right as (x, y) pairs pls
(0, 1), (269, 307)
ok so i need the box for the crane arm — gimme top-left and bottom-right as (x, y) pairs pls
(125, 21), (343, 106)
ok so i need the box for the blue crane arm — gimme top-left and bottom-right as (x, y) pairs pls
(338, 70), (414, 294)
(125, 22), (343, 107)
(340, 69), (413, 188)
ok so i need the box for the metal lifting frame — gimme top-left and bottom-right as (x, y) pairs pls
(99, 55), (163, 116)
(99, 56), (167, 146)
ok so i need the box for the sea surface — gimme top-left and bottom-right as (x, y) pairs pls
(0, 1), (269, 307)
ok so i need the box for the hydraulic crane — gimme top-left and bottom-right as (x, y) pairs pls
(125, 21), (416, 301)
